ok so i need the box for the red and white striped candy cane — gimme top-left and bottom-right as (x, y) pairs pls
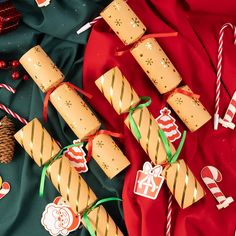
(0, 84), (16, 93)
(166, 192), (173, 236)
(214, 23), (236, 130)
(77, 16), (102, 35)
(0, 104), (28, 125)
(219, 91), (236, 129)
(0, 182), (10, 200)
(201, 166), (234, 209)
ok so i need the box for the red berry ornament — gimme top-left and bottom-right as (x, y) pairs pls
(11, 71), (20, 80)
(23, 75), (29, 81)
(0, 60), (6, 68)
(11, 60), (20, 68)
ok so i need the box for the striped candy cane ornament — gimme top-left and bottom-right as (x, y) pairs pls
(201, 166), (234, 209)
(0, 83), (16, 93)
(0, 182), (10, 200)
(76, 16), (102, 35)
(214, 23), (236, 130)
(166, 192), (173, 236)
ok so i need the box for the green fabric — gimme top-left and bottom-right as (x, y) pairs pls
(0, 1), (127, 236)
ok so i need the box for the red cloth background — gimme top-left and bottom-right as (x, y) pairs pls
(83, 0), (236, 235)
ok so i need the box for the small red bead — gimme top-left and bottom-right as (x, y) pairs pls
(11, 71), (20, 80)
(23, 74), (29, 81)
(11, 60), (20, 68)
(0, 60), (6, 69)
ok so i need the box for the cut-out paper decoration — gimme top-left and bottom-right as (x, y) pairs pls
(0, 182), (10, 200)
(35, 0), (51, 7)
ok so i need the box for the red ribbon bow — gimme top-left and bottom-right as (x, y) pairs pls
(43, 82), (92, 122)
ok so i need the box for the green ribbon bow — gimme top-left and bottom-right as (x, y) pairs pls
(83, 197), (122, 236)
(39, 142), (84, 197)
(128, 96), (152, 140)
(158, 129), (186, 163)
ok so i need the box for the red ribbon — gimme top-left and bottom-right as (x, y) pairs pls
(162, 88), (200, 108)
(115, 32), (178, 56)
(43, 82), (93, 122)
(86, 130), (123, 162)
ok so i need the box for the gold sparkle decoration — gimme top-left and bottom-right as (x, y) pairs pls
(145, 42), (152, 50)
(146, 58), (154, 66)
(65, 100), (72, 108)
(130, 17), (140, 28)
(96, 140), (104, 148)
(114, 19), (122, 26)
(161, 58), (171, 68)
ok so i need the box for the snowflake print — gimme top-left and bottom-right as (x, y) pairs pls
(65, 100), (72, 108)
(96, 141), (104, 148)
(50, 62), (58, 72)
(111, 141), (119, 150)
(130, 17), (140, 28)
(33, 61), (42, 69)
(175, 97), (183, 105)
(192, 98), (200, 106)
(115, 19), (122, 26)
(102, 162), (109, 170)
(161, 58), (170, 68)
(152, 78), (158, 85)
(39, 83), (45, 91)
(113, 2), (121, 10)
(146, 58), (154, 66)
(145, 42), (152, 50)
(80, 101), (88, 110)
(34, 47), (41, 53)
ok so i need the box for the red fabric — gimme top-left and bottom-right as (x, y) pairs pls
(83, 0), (236, 235)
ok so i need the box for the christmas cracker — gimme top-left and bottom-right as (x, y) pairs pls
(100, 0), (211, 131)
(100, 0), (146, 45)
(14, 119), (124, 236)
(14, 118), (60, 167)
(19, 46), (130, 178)
(95, 66), (140, 114)
(95, 68), (205, 208)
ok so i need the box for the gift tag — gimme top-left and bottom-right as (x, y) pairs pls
(0, 182), (10, 200)
(64, 140), (88, 173)
(156, 107), (181, 142)
(134, 162), (164, 200)
(201, 166), (234, 210)
(41, 196), (80, 236)
(35, 0), (51, 7)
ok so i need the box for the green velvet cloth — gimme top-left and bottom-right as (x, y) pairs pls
(0, 1), (127, 235)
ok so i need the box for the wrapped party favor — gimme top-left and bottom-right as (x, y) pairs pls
(50, 83), (101, 141)
(130, 37), (182, 94)
(82, 205), (123, 236)
(19, 45), (64, 93)
(162, 159), (205, 208)
(100, 0), (146, 45)
(14, 118), (60, 167)
(95, 67), (140, 114)
(124, 107), (175, 165)
(85, 133), (130, 179)
(167, 85), (211, 132)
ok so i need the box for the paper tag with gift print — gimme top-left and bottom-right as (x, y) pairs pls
(134, 162), (164, 200)
(156, 107), (181, 142)
(41, 196), (80, 236)
(64, 140), (88, 173)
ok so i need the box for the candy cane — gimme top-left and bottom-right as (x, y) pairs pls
(0, 104), (28, 125)
(214, 23), (236, 130)
(77, 16), (102, 35)
(218, 91), (236, 129)
(0, 84), (16, 93)
(166, 192), (173, 236)
(0, 182), (10, 200)
(201, 166), (234, 209)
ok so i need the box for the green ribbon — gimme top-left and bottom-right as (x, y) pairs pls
(158, 129), (186, 163)
(82, 197), (122, 236)
(39, 142), (84, 197)
(128, 96), (152, 140)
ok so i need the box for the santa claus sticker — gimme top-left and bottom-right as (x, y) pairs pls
(41, 197), (80, 236)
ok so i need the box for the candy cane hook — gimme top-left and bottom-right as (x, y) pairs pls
(201, 166), (234, 209)
(214, 23), (236, 130)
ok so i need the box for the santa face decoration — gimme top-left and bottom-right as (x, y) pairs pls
(41, 197), (80, 236)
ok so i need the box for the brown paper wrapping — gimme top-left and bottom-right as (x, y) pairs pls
(162, 159), (205, 208)
(19, 45), (64, 93)
(124, 107), (175, 165)
(82, 205), (123, 236)
(14, 118), (60, 167)
(95, 67), (140, 114)
(131, 38), (182, 94)
(86, 134), (130, 179)
(50, 83), (101, 141)
(46, 156), (97, 214)
(167, 85), (211, 132)
(100, 0), (146, 45)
